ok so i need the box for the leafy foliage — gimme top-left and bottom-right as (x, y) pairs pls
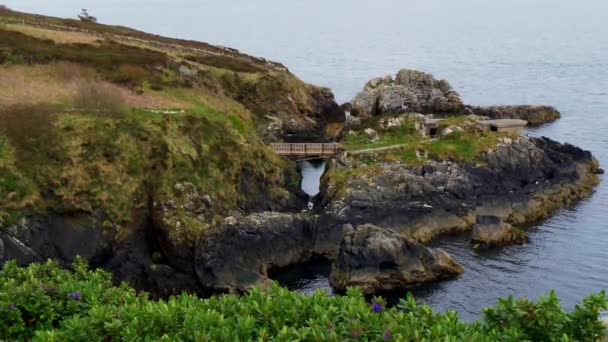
(0, 260), (606, 341)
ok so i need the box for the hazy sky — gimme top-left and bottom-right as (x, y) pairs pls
(3, 0), (607, 45)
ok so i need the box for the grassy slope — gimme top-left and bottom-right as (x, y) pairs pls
(0, 9), (306, 230)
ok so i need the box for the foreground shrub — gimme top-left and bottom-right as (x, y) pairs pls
(0, 259), (606, 341)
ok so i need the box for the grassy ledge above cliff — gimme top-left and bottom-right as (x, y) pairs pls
(0, 8), (340, 232)
(0, 100), (299, 230)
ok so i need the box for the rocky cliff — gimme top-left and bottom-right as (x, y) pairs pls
(0, 9), (342, 294)
(0, 9), (600, 296)
(351, 69), (464, 119)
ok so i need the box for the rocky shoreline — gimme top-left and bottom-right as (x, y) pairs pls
(0, 65), (601, 296)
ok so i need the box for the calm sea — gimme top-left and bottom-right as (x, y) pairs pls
(8, 0), (607, 319)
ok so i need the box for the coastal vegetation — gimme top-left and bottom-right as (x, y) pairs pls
(1, 260), (606, 341)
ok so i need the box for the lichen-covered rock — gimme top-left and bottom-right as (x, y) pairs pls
(350, 69), (464, 119)
(351, 90), (379, 119)
(471, 215), (527, 249)
(363, 128), (380, 142)
(329, 224), (463, 294)
(465, 105), (561, 125)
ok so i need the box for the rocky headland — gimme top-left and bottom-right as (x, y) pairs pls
(349, 69), (561, 125)
(0, 10), (600, 295)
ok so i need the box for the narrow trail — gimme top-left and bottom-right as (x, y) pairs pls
(347, 143), (408, 155)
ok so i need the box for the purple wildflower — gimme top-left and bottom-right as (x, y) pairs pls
(69, 291), (82, 300)
(8, 304), (16, 311)
(372, 302), (382, 313)
(327, 323), (333, 331)
(384, 330), (392, 340)
(351, 329), (361, 338)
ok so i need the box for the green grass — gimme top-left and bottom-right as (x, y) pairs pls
(184, 54), (267, 73)
(343, 115), (503, 165)
(343, 119), (417, 150)
(2, 259), (607, 341)
(425, 130), (499, 162)
(0, 136), (40, 225)
(0, 103), (296, 236)
(0, 29), (167, 69)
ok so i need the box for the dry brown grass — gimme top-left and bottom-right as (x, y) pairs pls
(2, 23), (102, 45)
(0, 63), (185, 109)
(73, 82), (127, 117)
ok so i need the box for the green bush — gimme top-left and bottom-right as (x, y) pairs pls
(0, 259), (606, 341)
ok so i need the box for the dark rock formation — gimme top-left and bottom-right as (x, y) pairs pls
(0, 210), (202, 297)
(350, 69), (464, 119)
(471, 215), (527, 249)
(465, 105), (561, 125)
(320, 137), (599, 245)
(194, 212), (343, 293)
(329, 224), (463, 293)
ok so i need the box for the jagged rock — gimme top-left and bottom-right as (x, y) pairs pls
(465, 105), (560, 125)
(441, 125), (464, 136)
(319, 137), (599, 245)
(146, 264), (202, 296)
(471, 216), (527, 248)
(178, 65), (198, 78)
(344, 117), (361, 130)
(379, 115), (407, 130)
(194, 212), (343, 293)
(329, 224), (463, 294)
(364, 75), (394, 91)
(351, 69), (464, 120)
(351, 91), (379, 119)
(377, 85), (412, 114)
(364, 128), (380, 142)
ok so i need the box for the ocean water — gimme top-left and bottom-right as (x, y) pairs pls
(8, 0), (608, 320)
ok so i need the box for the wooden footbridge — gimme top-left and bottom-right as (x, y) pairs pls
(270, 143), (341, 158)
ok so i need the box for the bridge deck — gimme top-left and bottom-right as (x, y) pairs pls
(270, 143), (340, 156)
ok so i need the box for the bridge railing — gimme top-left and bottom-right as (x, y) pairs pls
(270, 143), (340, 156)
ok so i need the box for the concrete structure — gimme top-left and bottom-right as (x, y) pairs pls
(415, 118), (442, 137)
(478, 119), (528, 135)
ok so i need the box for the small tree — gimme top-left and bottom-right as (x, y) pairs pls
(78, 9), (97, 23)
